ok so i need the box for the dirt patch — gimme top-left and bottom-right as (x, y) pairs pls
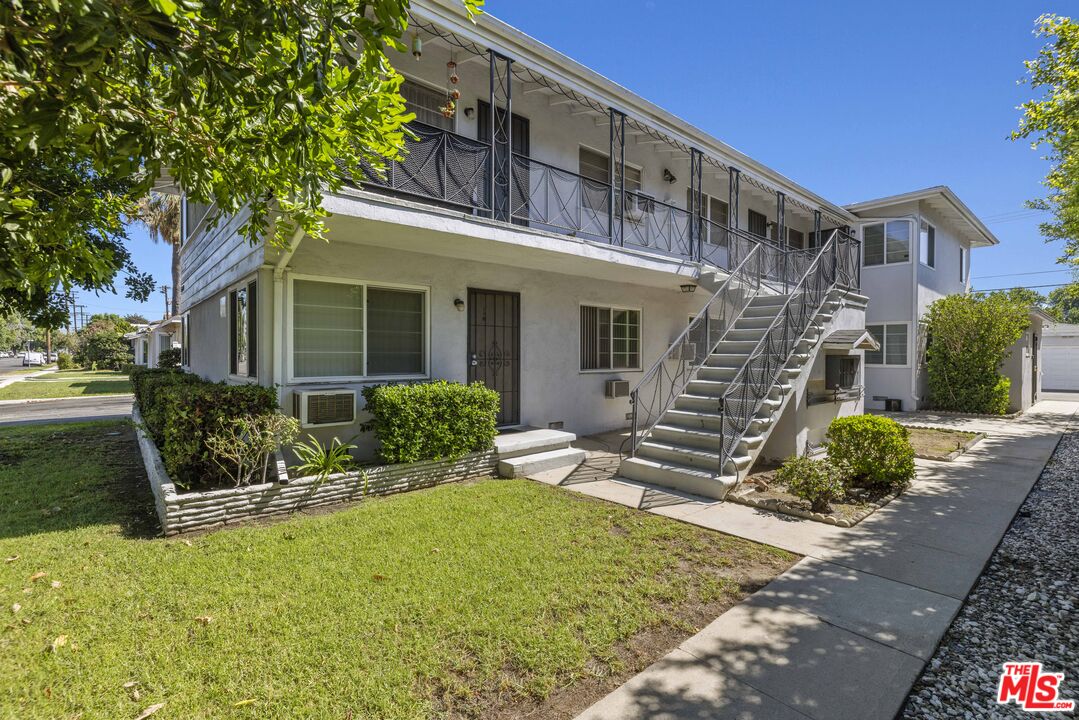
(904, 426), (983, 460)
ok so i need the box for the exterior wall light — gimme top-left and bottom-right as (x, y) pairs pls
(454, 298), (465, 311)
(663, 169), (677, 184)
(680, 284), (696, 293)
(463, 107), (475, 119)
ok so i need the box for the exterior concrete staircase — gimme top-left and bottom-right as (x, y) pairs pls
(620, 231), (862, 501)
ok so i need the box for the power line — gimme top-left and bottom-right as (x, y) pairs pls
(973, 268), (1075, 280)
(972, 282), (1073, 292)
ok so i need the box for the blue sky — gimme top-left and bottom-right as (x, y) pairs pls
(90, 0), (1071, 320)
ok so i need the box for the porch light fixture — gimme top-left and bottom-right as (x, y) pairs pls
(411, 33), (422, 60)
(680, 284), (696, 294)
(454, 298), (465, 311)
(463, 107), (475, 119)
(663, 169), (677, 184)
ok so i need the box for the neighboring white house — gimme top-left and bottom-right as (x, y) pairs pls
(1043, 322), (1079, 391)
(172, 0), (868, 499)
(129, 318), (181, 368)
(845, 186), (1000, 412)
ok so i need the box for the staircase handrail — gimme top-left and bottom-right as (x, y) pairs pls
(717, 234), (843, 472)
(629, 241), (765, 454)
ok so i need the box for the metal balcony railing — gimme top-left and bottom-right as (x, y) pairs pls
(510, 154), (611, 237)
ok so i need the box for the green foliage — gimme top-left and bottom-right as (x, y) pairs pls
(291, 435), (358, 481)
(1013, 15), (1079, 265)
(924, 293), (1029, 414)
(205, 413), (300, 487)
(0, 0), (483, 320)
(361, 381), (499, 465)
(826, 415), (915, 491)
(157, 347), (182, 369)
(130, 367), (278, 488)
(75, 329), (130, 370)
(56, 351), (74, 370)
(776, 455), (845, 513)
(1046, 281), (1079, 322)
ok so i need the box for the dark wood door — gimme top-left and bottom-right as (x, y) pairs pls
(468, 288), (520, 425)
(477, 101), (530, 224)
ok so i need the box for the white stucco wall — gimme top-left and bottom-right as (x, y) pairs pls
(1001, 314), (1046, 412)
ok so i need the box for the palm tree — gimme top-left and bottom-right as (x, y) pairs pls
(137, 193), (182, 317)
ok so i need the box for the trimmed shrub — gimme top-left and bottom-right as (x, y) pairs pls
(158, 347), (182, 369)
(56, 352), (75, 370)
(826, 415), (915, 491)
(776, 455), (844, 513)
(130, 367), (200, 445)
(361, 381), (499, 464)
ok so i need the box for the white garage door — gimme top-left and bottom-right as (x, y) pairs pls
(1043, 347), (1079, 391)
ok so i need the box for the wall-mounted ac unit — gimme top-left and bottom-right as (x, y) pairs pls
(605, 379), (630, 398)
(294, 389), (356, 428)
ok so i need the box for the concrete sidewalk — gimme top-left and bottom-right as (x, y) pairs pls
(555, 400), (1079, 720)
(0, 394), (133, 427)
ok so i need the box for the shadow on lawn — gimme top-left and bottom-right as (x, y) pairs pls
(0, 421), (159, 540)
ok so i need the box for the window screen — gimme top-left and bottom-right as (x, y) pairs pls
(367, 288), (425, 375)
(293, 280), (364, 378)
(401, 78), (453, 130)
(581, 305), (638, 370)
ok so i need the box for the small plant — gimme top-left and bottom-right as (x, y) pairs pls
(826, 415), (915, 491)
(776, 455), (845, 513)
(56, 352), (75, 370)
(158, 347), (182, 369)
(205, 412), (299, 487)
(291, 435), (357, 481)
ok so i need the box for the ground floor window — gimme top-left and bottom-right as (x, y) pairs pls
(580, 305), (640, 371)
(181, 314), (190, 366)
(825, 355), (860, 389)
(865, 323), (908, 366)
(292, 278), (426, 379)
(230, 280), (257, 377)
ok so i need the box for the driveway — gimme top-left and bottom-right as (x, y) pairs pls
(0, 394), (133, 427)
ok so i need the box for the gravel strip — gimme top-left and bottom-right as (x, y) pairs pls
(902, 432), (1079, 719)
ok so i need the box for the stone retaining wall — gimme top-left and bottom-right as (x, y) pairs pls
(132, 404), (498, 535)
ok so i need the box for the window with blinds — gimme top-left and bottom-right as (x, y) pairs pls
(401, 78), (453, 130)
(578, 147), (642, 192)
(292, 279), (426, 379)
(581, 305), (640, 370)
(787, 228), (806, 249)
(865, 323), (907, 366)
(862, 220), (911, 266)
(748, 209), (768, 238)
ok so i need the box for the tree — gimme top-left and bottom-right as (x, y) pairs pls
(0, 313), (42, 351)
(1046, 282), (1079, 323)
(1013, 15), (1079, 266)
(123, 313), (150, 326)
(137, 193), (182, 316)
(76, 315), (132, 369)
(86, 314), (135, 335)
(0, 0), (483, 321)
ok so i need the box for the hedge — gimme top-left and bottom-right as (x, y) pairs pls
(826, 415), (915, 491)
(130, 367), (278, 489)
(361, 381), (499, 464)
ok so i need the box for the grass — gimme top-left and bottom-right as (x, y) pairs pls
(0, 370), (131, 400)
(906, 426), (978, 457)
(0, 421), (795, 720)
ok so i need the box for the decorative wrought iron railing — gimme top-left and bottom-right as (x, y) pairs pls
(510, 154), (611, 237)
(629, 243), (764, 453)
(619, 191), (695, 259)
(716, 234), (843, 474)
(352, 122), (492, 214)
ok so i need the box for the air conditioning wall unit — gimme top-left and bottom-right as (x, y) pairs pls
(605, 379), (630, 398)
(294, 389), (356, 428)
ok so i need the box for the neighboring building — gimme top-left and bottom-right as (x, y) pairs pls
(845, 186), (1000, 412)
(173, 0), (867, 499)
(1000, 308), (1049, 413)
(1042, 322), (1079, 392)
(129, 318), (181, 368)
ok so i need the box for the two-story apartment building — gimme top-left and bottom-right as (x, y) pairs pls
(845, 186), (1000, 412)
(176, 0), (867, 499)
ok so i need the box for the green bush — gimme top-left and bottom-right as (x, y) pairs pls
(158, 347), (182, 369)
(924, 292), (1029, 415)
(130, 367), (279, 488)
(826, 415), (915, 491)
(56, 352), (75, 370)
(776, 455), (845, 513)
(361, 381), (499, 464)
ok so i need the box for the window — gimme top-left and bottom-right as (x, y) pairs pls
(292, 279), (426, 379)
(401, 78), (453, 130)
(862, 220), (911, 266)
(865, 323), (908, 366)
(787, 228), (806, 250)
(580, 305), (640, 370)
(746, 209), (769, 238)
(181, 314), (190, 366)
(229, 281), (256, 377)
(960, 246), (968, 282)
(919, 221), (936, 268)
(825, 355), (860, 390)
(685, 189), (729, 243)
(183, 196), (213, 243)
(579, 147), (642, 193)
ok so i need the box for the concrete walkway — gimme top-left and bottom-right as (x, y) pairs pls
(542, 400), (1079, 720)
(0, 394), (133, 426)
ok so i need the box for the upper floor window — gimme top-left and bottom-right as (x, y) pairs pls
(580, 305), (640, 371)
(863, 220), (911, 266)
(230, 280), (256, 378)
(960, 246), (968, 282)
(578, 147), (642, 193)
(787, 228), (806, 250)
(919, 221), (936, 268)
(747, 209), (768, 238)
(401, 78), (453, 131)
(865, 323), (908, 366)
(182, 196), (213, 243)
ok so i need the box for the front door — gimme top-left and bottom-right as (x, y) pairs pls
(467, 288), (521, 425)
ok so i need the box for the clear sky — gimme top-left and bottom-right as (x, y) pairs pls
(88, 0), (1072, 320)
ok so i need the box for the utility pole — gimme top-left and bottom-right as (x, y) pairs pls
(70, 295), (78, 333)
(76, 305), (87, 330)
(160, 284), (171, 319)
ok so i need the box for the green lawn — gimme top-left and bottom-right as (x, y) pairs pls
(0, 421), (795, 720)
(0, 370), (131, 400)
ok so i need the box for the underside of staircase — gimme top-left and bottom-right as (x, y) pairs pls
(620, 288), (852, 501)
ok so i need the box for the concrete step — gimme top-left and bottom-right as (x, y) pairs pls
(725, 327), (769, 342)
(637, 439), (752, 474)
(651, 424), (722, 451)
(705, 353), (748, 368)
(743, 304), (784, 319)
(697, 365), (738, 382)
(494, 428), (576, 459)
(749, 294), (790, 307)
(619, 456), (738, 500)
(716, 339), (760, 354)
(664, 408), (726, 432)
(498, 447), (586, 478)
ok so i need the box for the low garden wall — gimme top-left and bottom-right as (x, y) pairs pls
(132, 404), (498, 535)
